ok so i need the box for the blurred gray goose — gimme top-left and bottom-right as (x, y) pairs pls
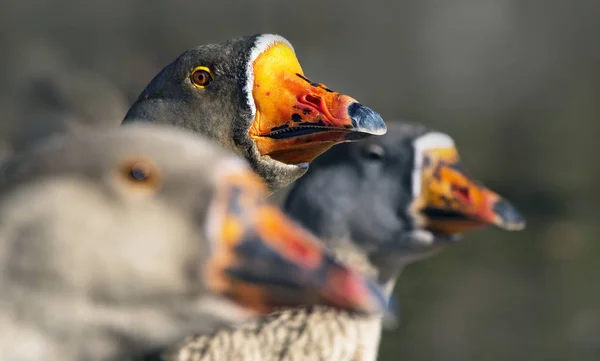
(154, 121), (525, 361)
(122, 34), (386, 192)
(0, 124), (386, 361)
(9, 67), (128, 156)
(0, 67), (128, 167)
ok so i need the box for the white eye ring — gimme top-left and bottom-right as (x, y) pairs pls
(412, 132), (455, 198)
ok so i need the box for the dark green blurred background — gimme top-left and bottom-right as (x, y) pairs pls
(1, 0), (598, 360)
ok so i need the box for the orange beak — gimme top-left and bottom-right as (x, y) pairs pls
(205, 161), (386, 315)
(412, 147), (526, 235)
(248, 41), (386, 165)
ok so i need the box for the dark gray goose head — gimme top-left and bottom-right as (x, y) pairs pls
(284, 122), (526, 284)
(122, 34), (386, 192)
(0, 124), (386, 361)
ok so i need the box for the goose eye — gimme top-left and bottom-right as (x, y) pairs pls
(364, 144), (386, 161)
(117, 157), (163, 194)
(129, 162), (151, 182)
(191, 67), (214, 88)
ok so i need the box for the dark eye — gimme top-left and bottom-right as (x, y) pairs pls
(117, 158), (163, 194)
(364, 144), (386, 161)
(191, 67), (214, 88)
(129, 162), (151, 182)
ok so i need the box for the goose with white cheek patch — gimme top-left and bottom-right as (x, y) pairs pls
(122, 34), (387, 193)
(151, 122), (525, 361)
(0, 124), (387, 361)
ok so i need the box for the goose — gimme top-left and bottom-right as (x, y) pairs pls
(0, 124), (386, 361)
(154, 122), (525, 361)
(122, 34), (387, 193)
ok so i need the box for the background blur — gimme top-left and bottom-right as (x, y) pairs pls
(1, 0), (598, 360)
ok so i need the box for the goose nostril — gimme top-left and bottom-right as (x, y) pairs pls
(302, 94), (322, 108)
(452, 184), (471, 202)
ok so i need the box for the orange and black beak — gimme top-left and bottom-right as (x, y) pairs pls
(412, 146), (526, 236)
(205, 161), (386, 315)
(248, 40), (386, 165)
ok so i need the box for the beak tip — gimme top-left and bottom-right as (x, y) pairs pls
(493, 199), (526, 231)
(504, 219), (527, 231)
(347, 103), (387, 136)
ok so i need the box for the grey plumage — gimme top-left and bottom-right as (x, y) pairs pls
(0, 123), (390, 361)
(155, 245), (381, 361)
(154, 121), (525, 361)
(0, 124), (256, 361)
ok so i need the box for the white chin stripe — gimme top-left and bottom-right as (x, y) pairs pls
(244, 34), (295, 119)
(411, 132), (455, 198)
